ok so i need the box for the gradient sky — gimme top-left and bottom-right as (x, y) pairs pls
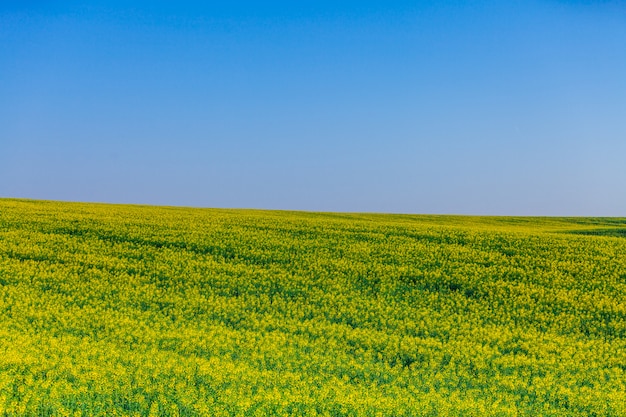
(2, 1), (625, 215)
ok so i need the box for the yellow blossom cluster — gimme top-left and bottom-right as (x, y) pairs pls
(0, 198), (625, 416)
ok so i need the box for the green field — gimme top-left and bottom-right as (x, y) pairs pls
(1, 198), (625, 416)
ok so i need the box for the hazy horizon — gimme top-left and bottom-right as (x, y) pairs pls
(2, 1), (625, 216)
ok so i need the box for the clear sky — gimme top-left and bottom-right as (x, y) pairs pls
(2, 1), (625, 215)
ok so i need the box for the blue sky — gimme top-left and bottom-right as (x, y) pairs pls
(2, 1), (625, 215)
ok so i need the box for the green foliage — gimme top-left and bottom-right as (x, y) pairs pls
(0, 198), (625, 416)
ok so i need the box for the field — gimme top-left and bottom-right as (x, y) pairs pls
(0, 198), (625, 416)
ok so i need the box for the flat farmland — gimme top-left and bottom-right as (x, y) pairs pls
(0, 198), (625, 416)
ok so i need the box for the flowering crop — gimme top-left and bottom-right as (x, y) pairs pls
(0, 198), (625, 416)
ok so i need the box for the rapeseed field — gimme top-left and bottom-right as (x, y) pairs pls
(0, 198), (625, 416)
